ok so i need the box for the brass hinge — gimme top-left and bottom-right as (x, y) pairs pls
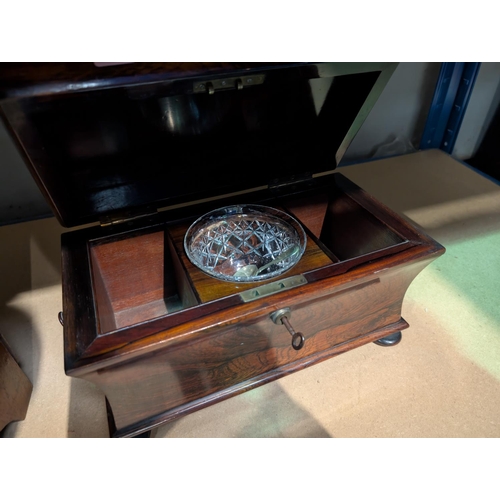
(193, 74), (265, 94)
(100, 208), (158, 227)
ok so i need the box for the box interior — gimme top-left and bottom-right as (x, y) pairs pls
(89, 185), (409, 334)
(90, 230), (199, 332)
(283, 188), (406, 261)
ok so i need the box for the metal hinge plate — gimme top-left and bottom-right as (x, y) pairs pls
(193, 74), (265, 94)
(239, 275), (307, 302)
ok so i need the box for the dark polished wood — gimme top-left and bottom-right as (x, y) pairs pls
(0, 63), (294, 101)
(281, 192), (330, 239)
(2, 62), (442, 437)
(59, 174), (444, 437)
(110, 319), (410, 438)
(0, 337), (33, 432)
(61, 174), (442, 364)
(0, 63), (393, 227)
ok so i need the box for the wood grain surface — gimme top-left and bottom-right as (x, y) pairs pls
(167, 218), (334, 303)
(0, 63), (289, 101)
(88, 254), (432, 434)
(0, 337), (33, 432)
(60, 174), (444, 437)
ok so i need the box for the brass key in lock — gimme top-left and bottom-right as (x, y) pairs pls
(270, 308), (305, 350)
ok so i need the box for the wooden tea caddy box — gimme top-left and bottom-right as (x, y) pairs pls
(0, 62), (444, 437)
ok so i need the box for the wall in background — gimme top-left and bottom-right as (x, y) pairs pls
(342, 62), (442, 162)
(0, 122), (52, 225)
(452, 62), (500, 160)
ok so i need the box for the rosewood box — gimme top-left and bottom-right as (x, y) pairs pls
(0, 62), (444, 437)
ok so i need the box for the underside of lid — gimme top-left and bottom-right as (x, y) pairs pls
(0, 62), (397, 227)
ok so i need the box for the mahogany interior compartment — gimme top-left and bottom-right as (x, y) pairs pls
(283, 185), (407, 262)
(166, 206), (336, 304)
(89, 228), (199, 333)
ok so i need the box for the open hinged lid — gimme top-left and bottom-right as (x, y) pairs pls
(0, 62), (397, 227)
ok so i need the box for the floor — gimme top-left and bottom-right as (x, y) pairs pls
(1, 149), (500, 438)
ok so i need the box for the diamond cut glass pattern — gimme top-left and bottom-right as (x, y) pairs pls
(184, 205), (307, 282)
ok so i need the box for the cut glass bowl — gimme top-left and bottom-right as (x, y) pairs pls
(184, 204), (307, 283)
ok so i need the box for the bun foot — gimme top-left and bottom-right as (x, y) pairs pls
(374, 331), (402, 347)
